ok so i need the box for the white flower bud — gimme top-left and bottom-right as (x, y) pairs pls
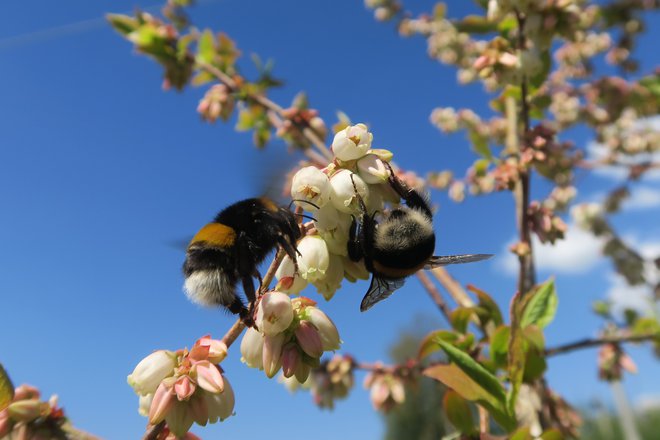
(127, 350), (177, 396)
(314, 204), (352, 256)
(332, 123), (372, 160)
(240, 328), (264, 369)
(256, 291), (294, 335)
(312, 253), (344, 300)
(297, 235), (330, 282)
(291, 166), (331, 210)
(204, 378), (235, 423)
(357, 154), (390, 184)
(330, 170), (370, 214)
(275, 255), (308, 294)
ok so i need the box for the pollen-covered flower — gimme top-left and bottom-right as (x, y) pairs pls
(256, 291), (294, 335)
(332, 123), (373, 161)
(329, 169), (370, 214)
(291, 166), (331, 210)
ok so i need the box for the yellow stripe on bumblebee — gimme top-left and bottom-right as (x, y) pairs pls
(189, 223), (237, 248)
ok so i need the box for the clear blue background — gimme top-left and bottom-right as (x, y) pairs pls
(1, 1), (658, 438)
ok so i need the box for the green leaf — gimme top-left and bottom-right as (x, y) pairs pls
(521, 278), (558, 329)
(510, 427), (533, 440)
(437, 340), (506, 402)
(490, 325), (510, 368)
(424, 364), (516, 431)
(468, 131), (493, 159)
(639, 74), (660, 101)
(529, 50), (552, 90)
(419, 330), (475, 359)
(0, 363), (14, 411)
(450, 307), (475, 333)
(106, 14), (140, 36)
(443, 389), (476, 434)
(468, 284), (503, 326)
(197, 29), (215, 65)
(540, 429), (564, 440)
(454, 15), (497, 34)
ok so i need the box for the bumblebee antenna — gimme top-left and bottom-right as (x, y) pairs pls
(289, 199), (320, 210)
(295, 213), (317, 222)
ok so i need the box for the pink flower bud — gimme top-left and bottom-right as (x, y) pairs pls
(295, 321), (323, 358)
(13, 384), (40, 401)
(263, 333), (286, 378)
(240, 328), (264, 369)
(128, 350), (177, 396)
(281, 344), (301, 378)
(193, 336), (228, 364)
(306, 307), (341, 351)
(0, 410), (10, 437)
(294, 362), (312, 383)
(256, 291), (294, 335)
(148, 382), (176, 424)
(192, 361), (225, 394)
(174, 376), (196, 401)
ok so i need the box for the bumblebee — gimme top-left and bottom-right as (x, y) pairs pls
(183, 197), (301, 321)
(347, 167), (492, 311)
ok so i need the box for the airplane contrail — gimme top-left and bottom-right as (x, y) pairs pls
(0, 0), (218, 52)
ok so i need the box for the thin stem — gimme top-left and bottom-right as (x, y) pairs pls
(197, 60), (334, 161)
(142, 421), (166, 440)
(429, 267), (474, 308)
(514, 10), (536, 296)
(545, 332), (660, 357)
(219, 249), (287, 348)
(415, 271), (452, 323)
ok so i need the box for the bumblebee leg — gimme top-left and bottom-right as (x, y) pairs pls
(384, 162), (433, 218)
(241, 275), (258, 328)
(348, 215), (363, 262)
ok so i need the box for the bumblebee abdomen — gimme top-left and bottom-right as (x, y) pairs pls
(184, 268), (237, 307)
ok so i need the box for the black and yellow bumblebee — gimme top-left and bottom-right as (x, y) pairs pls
(347, 166), (492, 311)
(183, 197), (301, 321)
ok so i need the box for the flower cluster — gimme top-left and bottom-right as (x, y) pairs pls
(598, 343), (638, 381)
(0, 384), (71, 439)
(363, 368), (407, 412)
(240, 294), (341, 383)
(280, 123), (400, 300)
(307, 355), (355, 409)
(127, 336), (234, 438)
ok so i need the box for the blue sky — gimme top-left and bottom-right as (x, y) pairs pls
(1, 1), (659, 438)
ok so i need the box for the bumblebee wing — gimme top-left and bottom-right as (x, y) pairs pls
(424, 254), (493, 269)
(360, 276), (406, 312)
